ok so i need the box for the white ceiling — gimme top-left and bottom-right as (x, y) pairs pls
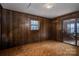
(1, 3), (79, 19)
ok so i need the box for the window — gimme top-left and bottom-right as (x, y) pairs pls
(31, 20), (39, 30)
(77, 23), (79, 33)
(67, 23), (75, 34)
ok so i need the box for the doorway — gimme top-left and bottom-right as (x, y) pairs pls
(77, 18), (79, 46)
(63, 18), (79, 46)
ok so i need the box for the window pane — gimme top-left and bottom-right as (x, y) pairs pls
(67, 24), (71, 33)
(67, 23), (75, 34)
(77, 23), (79, 33)
(71, 23), (75, 33)
(31, 20), (39, 30)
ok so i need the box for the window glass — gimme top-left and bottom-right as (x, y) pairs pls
(77, 23), (79, 33)
(71, 23), (75, 33)
(67, 23), (75, 34)
(31, 20), (39, 30)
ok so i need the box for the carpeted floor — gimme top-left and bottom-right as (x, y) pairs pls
(0, 40), (78, 56)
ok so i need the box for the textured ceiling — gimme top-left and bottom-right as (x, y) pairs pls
(1, 3), (79, 19)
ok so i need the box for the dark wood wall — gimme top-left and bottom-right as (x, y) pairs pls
(51, 11), (79, 41)
(0, 4), (2, 49)
(0, 8), (51, 49)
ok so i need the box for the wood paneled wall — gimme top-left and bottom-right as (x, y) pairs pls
(0, 4), (2, 49)
(51, 11), (79, 41)
(0, 8), (51, 49)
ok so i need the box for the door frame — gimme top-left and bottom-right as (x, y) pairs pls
(61, 18), (78, 46)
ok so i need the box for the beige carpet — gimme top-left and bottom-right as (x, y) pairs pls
(0, 40), (78, 56)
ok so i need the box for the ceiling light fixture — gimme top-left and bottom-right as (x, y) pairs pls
(44, 3), (54, 9)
